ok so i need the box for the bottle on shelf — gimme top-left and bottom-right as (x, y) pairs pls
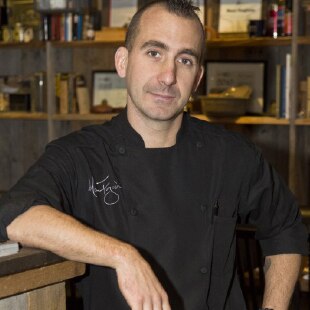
(277, 0), (286, 36)
(0, 0), (8, 41)
(266, 1), (278, 38)
(284, 0), (292, 36)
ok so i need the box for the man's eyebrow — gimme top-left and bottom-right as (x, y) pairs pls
(140, 40), (199, 61)
(181, 48), (199, 61)
(141, 40), (168, 50)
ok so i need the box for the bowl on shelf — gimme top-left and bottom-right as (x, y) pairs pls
(199, 96), (249, 117)
(199, 85), (252, 117)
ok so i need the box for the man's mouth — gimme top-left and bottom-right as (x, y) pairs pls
(149, 92), (176, 101)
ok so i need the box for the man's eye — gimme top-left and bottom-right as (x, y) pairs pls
(178, 58), (193, 66)
(147, 50), (160, 58)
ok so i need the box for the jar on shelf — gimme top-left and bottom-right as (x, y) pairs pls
(1, 25), (12, 42)
(13, 22), (24, 42)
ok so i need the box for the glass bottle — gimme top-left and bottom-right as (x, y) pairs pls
(284, 0), (292, 36)
(277, 0), (286, 36)
(266, 2), (278, 38)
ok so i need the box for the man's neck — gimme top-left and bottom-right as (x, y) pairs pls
(127, 107), (183, 148)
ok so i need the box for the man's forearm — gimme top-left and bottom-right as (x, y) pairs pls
(262, 254), (301, 310)
(7, 205), (171, 309)
(7, 205), (131, 267)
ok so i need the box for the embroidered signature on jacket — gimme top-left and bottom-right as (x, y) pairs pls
(88, 176), (122, 205)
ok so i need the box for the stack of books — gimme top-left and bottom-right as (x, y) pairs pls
(0, 241), (19, 258)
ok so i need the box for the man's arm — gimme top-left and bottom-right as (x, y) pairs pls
(262, 254), (301, 310)
(7, 205), (170, 310)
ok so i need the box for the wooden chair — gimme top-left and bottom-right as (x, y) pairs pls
(236, 225), (308, 310)
(236, 225), (265, 310)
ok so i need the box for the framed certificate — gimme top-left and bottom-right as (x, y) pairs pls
(92, 71), (127, 109)
(218, 0), (263, 34)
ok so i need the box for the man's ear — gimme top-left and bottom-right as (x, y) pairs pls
(115, 47), (128, 78)
(193, 65), (205, 92)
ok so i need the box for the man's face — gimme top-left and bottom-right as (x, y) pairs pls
(116, 5), (204, 123)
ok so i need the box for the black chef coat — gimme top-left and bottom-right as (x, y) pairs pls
(0, 111), (308, 310)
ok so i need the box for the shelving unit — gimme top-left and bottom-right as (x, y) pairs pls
(0, 0), (309, 208)
(2, 110), (308, 126)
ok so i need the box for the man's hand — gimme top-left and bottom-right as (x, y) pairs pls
(115, 246), (171, 310)
(7, 205), (171, 310)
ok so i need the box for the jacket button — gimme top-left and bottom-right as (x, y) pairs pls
(196, 141), (203, 148)
(130, 208), (138, 216)
(200, 204), (207, 212)
(118, 146), (126, 154)
(200, 267), (207, 274)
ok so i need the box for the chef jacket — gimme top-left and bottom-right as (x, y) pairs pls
(0, 111), (308, 310)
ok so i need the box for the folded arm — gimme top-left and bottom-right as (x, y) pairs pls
(262, 254), (301, 310)
(7, 205), (170, 310)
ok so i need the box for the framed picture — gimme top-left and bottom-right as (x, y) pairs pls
(206, 61), (265, 114)
(92, 71), (127, 109)
(109, 0), (138, 27)
(218, 0), (263, 34)
(192, 0), (205, 25)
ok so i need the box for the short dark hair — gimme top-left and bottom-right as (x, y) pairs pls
(125, 0), (206, 65)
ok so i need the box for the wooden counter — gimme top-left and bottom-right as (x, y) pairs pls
(0, 247), (85, 309)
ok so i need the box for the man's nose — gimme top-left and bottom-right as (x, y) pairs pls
(157, 60), (177, 86)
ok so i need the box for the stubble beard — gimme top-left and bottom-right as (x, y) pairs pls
(128, 83), (186, 122)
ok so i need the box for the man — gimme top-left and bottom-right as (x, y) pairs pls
(0, 1), (308, 309)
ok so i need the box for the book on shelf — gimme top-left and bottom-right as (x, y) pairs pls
(275, 64), (282, 118)
(40, 12), (95, 41)
(299, 80), (308, 118)
(275, 67), (286, 118)
(285, 53), (291, 119)
(56, 73), (90, 115)
(75, 75), (90, 114)
(0, 240), (19, 258)
(58, 74), (69, 114)
(307, 76), (310, 118)
(275, 54), (292, 119)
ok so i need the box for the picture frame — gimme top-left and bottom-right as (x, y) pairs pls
(218, 0), (263, 34)
(92, 71), (127, 110)
(109, 0), (138, 27)
(192, 0), (205, 25)
(205, 61), (265, 114)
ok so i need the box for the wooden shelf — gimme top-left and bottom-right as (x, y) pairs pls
(0, 112), (47, 120)
(296, 118), (310, 126)
(207, 36), (292, 47)
(52, 113), (291, 125)
(193, 114), (290, 125)
(1, 112), (309, 125)
(1, 32), (310, 49)
(52, 113), (118, 121)
(0, 41), (45, 49)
